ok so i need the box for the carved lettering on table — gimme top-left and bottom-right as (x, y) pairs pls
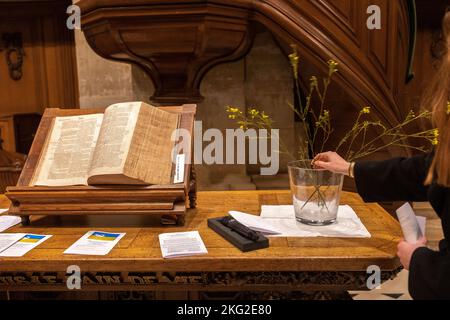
(0, 269), (401, 290)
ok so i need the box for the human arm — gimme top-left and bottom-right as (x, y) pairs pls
(313, 152), (432, 202)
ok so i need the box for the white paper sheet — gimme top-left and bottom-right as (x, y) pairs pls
(228, 211), (282, 235)
(64, 231), (125, 256)
(416, 216), (426, 236)
(396, 203), (426, 243)
(173, 154), (185, 183)
(0, 233), (26, 253)
(159, 231), (208, 258)
(0, 215), (21, 232)
(229, 205), (371, 238)
(0, 234), (52, 257)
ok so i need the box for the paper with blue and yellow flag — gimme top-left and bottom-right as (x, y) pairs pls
(64, 231), (125, 255)
(0, 234), (51, 257)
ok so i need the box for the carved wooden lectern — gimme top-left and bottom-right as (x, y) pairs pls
(5, 105), (197, 226)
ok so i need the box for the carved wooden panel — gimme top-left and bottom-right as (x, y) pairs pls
(81, 4), (254, 105)
(312, 0), (361, 46)
(0, 1), (79, 115)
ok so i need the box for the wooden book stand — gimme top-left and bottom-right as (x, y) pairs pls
(5, 105), (197, 226)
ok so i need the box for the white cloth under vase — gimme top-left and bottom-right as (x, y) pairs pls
(229, 205), (371, 238)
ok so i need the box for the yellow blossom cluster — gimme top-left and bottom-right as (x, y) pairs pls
(226, 106), (242, 120)
(310, 76), (318, 89)
(361, 107), (371, 114)
(225, 106), (272, 131)
(249, 109), (259, 118)
(315, 110), (330, 128)
(328, 60), (338, 75)
(289, 45), (300, 80)
(226, 46), (437, 162)
(432, 129), (439, 146)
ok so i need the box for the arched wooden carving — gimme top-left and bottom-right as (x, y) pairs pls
(79, 0), (412, 133)
(79, 1), (255, 105)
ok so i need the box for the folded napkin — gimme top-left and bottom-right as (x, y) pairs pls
(230, 205), (371, 238)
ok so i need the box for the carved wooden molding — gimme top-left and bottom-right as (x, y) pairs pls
(80, 3), (254, 105)
(0, 269), (401, 292)
(1, 32), (25, 81)
(78, 0), (412, 133)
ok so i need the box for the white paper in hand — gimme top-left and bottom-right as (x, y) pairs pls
(396, 203), (425, 243)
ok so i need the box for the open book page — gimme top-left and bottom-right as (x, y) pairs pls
(87, 102), (141, 181)
(32, 114), (104, 186)
(123, 103), (180, 185)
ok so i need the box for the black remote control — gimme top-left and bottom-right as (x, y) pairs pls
(220, 216), (260, 242)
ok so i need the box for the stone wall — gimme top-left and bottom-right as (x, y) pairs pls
(75, 30), (295, 190)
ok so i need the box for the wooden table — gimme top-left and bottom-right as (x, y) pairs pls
(0, 190), (402, 300)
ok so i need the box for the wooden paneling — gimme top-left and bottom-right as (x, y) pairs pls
(367, 0), (391, 84)
(313, 0), (361, 46)
(0, 116), (15, 152)
(0, 1), (79, 115)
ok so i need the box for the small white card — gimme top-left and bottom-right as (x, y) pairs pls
(0, 233), (26, 253)
(229, 211), (283, 235)
(173, 154), (186, 183)
(0, 234), (52, 257)
(159, 231), (207, 259)
(396, 203), (426, 243)
(0, 215), (21, 232)
(64, 231), (125, 256)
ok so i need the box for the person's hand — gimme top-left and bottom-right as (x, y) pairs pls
(397, 237), (427, 270)
(312, 152), (351, 175)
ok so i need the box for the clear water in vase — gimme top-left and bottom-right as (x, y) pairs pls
(288, 160), (344, 226)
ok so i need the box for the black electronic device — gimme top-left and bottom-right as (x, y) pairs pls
(208, 216), (269, 252)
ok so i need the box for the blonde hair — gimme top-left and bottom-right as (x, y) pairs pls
(425, 11), (450, 186)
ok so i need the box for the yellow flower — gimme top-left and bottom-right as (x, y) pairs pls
(310, 76), (318, 88)
(447, 101), (450, 115)
(433, 129), (439, 138)
(228, 114), (236, 120)
(328, 60), (338, 74)
(289, 45), (300, 80)
(432, 129), (439, 145)
(261, 112), (269, 120)
(361, 107), (371, 114)
(226, 106), (240, 113)
(406, 110), (416, 120)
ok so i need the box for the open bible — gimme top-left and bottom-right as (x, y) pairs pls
(31, 102), (181, 186)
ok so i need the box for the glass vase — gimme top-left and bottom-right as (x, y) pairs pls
(288, 160), (344, 226)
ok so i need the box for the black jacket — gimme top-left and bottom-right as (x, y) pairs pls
(354, 153), (450, 299)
